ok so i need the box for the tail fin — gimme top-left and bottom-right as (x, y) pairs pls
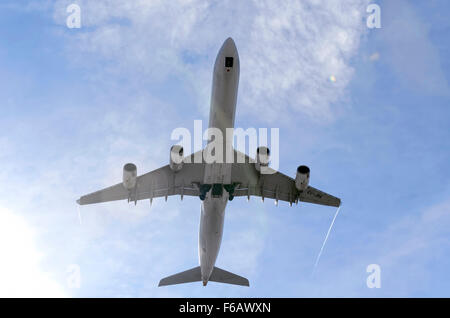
(158, 266), (249, 287)
(209, 266), (249, 287)
(158, 266), (202, 287)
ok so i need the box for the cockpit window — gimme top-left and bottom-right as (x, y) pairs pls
(225, 57), (234, 68)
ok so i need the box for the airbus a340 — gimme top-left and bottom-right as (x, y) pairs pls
(77, 38), (341, 287)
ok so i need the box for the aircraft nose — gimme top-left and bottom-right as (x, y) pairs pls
(224, 37), (236, 48)
(221, 37), (238, 55)
(214, 37), (239, 72)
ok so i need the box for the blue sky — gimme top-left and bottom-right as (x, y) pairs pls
(0, 0), (449, 297)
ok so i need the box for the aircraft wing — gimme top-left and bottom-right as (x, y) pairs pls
(77, 152), (206, 205)
(230, 151), (341, 207)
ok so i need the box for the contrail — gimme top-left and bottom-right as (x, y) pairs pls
(312, 205), (342, 276)
(77, 205), (82, 225)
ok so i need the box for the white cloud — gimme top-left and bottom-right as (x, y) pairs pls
(53, 0), (371, 121)
(0, 207), (67, 297)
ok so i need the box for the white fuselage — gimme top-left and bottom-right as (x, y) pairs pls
(199, 38), (240, 285)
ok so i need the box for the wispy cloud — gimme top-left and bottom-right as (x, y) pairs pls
(53, 0), (371, 121)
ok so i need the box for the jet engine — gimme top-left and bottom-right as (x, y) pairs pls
(295, 165), (310, 191)
(170, 145), (184, 172)
(123, 163), (137, 190)
(255, 146), (270, 172)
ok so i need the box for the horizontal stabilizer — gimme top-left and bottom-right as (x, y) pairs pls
(158, 266), (202, 287)
(209, 266), (249, 287)
(158, 266), (249, 287)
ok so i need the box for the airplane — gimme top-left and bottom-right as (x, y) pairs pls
(76, 37), (341, 287)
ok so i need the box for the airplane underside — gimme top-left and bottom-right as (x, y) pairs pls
(76, 37), (341, 287)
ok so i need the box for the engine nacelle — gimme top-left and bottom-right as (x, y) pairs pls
(255, 146), (270, 172)
(170, 145), (184, 172)
(123, 163), (137, 190)
(295, 165), (310, 191)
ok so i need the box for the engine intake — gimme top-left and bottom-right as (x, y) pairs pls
(170, 145), (184, 172)
(123, 163), (137, 190)
(295, 165), (310, 191)
(255, 146), (270, 172)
